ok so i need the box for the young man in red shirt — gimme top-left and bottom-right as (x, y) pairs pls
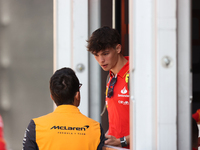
(87, 26), (130, 148)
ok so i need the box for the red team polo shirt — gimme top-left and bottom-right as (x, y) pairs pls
(106, 56), (129, 139)
(0, 115), (6, 150)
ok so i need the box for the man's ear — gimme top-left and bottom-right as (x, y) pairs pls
(50, 94), (54, 101)
(116, 44), (122, 53)
(74, 91), (80, 107)
(50, 94), (56, 104)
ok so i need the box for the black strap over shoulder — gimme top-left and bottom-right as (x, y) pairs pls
(106, 73), (110, 84)
(106, 73), (129, 90)
(101, 73), (129, 116)
(101, 74), (110, 116)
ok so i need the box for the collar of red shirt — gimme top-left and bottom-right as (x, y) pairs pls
(109, 56), (129, 78)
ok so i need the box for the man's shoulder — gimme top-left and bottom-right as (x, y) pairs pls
(80, 113), (100, 125)
(32, 112), (53, 123)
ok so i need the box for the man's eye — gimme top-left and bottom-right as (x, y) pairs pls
(104, 53), (109, 55)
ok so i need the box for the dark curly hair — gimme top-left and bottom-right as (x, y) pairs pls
(50, 67), (80, 106)
(87, 26), (121, 54)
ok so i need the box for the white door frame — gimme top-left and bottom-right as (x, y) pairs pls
(129, 0), (191, 149)
(53, 0), (89, 116)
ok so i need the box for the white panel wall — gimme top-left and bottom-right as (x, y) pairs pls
(157, 0), (177, 149)
(129, 0), (191, 149)
(129, 0), (157, 149)
(54, 0), (89, 116)
(177, 0), (191, 149)
(88, 0), (101, 122)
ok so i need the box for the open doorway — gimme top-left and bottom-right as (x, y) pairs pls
(192, 0), (200, 114)
(100, 0), (129, 133)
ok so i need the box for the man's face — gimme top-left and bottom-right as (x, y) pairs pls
(92, 44), (121, 71)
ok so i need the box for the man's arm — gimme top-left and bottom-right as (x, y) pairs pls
(125, 135), (130, 145)
(22, 120), (39, 150)
(105, 130), (109, 136)
(104, 135), (130, 147)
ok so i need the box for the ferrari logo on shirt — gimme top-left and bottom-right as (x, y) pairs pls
(125, 74), (129, 83)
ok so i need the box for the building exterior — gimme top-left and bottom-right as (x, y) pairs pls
(0, 0), (199, 149)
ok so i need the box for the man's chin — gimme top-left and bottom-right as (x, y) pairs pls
(101, 67), (109, 71)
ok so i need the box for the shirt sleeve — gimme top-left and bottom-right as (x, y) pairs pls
(97, 124), (106, 150)
(22, 120), (39, 150)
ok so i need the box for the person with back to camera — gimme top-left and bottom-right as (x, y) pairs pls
(22, 67), (105, 150)
(87, 26), (130, 148)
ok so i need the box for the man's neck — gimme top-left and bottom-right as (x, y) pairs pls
(111, 55), (128, 75)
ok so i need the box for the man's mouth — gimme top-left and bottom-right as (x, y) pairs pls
(101, 64), (108, 68)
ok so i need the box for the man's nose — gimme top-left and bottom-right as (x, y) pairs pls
(99, 56), (105, 63)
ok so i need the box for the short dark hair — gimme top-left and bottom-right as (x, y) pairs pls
(50, 67), (80, 106)
(87, 26), (121, 53)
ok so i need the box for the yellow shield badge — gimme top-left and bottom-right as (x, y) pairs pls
(125, 74), (129, 83)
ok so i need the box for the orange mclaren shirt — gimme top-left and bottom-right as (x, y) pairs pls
(105, 56), (129, 139)
(23, 105), (105, 150)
